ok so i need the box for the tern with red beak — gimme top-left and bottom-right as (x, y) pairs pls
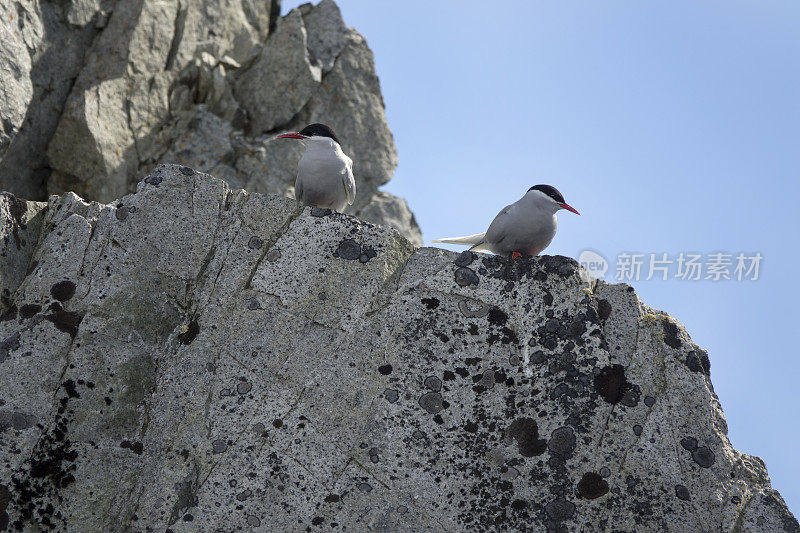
(277, 123), (355, 211)
(432, 185), (580, 258)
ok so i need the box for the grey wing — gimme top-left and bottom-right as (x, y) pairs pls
(483, 203), (516, 248)
(342, 155), (356, 205)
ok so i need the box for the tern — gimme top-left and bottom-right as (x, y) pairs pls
(432, 185), (580, 258)
(277, 123), (356, 211)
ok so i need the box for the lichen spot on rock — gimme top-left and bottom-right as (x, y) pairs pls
(177, 320), (199, 345)
(50, 280), (76, 302)
(577, 472), (610, 499)
(506, 418), (547, 457)
(594, 364), (628, 404)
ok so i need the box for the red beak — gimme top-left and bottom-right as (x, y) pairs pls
(558, 203), (580, 215)
(276, 132), (307, 140)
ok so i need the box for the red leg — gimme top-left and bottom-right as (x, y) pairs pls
(511, 251), (522, 260)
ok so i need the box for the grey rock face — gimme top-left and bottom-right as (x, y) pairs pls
(0, 166), (795, 532)
(234, 9), (322, 134)
(0, 0), (420, 244)
(0, 0), (109, 200)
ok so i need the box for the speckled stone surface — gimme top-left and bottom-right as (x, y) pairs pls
(0, 166), (796, 532)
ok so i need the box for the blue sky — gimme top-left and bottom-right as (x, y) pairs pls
(284, 1), (800, 512)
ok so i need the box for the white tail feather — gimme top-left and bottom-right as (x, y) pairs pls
(431, 232), (486, 246)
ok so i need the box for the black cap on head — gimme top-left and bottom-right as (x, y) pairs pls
(528, 184), (565, 204)
(299, 123), (340, 144)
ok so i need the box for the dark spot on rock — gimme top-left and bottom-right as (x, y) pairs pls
(312, 517), (324, 526)
(378, 364), (392, 375)
(120, 440), (144, 455)
(465, 421), (479, 433)
(0, 305), (17, 322)
(680, 436), (698, 451)
(685, 351), (711, 376)
(273, 419), (283, 428)
(62, 379), (80, 399)
(510, 499), (527, 511)
(545, 498), (576, 520)
(577, 472), (609, 499)
(44, 309), (83, 338)
(311, 207), (332, 217)
(145, 174), (163, 185)
(384, 389), (399, 403)
(675, 485), (691, 501)
(324, 494), (340, 503)
(183, 513), (193, 521)
(543, 291), (554, 306)
(593, 364), (630, 404)
(421, 297), (439, 310)
(455, 367), (469, 378)
(177, 320), (199, 345)
(357, 482), (372, 493)
(487, 308), (508, 326)
(0, 332), (20, 363)
(692, 446), (715, 468)
(548, 427), (576, 457)
(358, 247), (377, 263)
(633, 425), (643, 436)
(454, 251), (475, 267)
(418, 392), (444, 414)
(0, 484), (9, 530)
(620, 383), (641, 407)
(236, 381), (252, 395)
(247, 236), (263, 249)
(432, 414), (444, 425)
(541, 255), (579, 278)
(115, 206), (129, 221)
(443, 370), (455, 381)
(644, 395), (656, 407)
(179, 166), (195, 175)
(50, 281), (76, 302)
(19, 304), (41, 318)
(506, 418), (546, 457)
(335, 239), (361, 260)
(663, 320), (682, 348)
(455, 267), (479, 287)
(597, 299), (612, 321)
(424, 376), (442, 391)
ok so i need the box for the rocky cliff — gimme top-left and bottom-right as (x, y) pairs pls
(0, 165), (796, 532)
(0, 0), (421, 245)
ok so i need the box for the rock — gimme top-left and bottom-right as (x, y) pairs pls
(356, 191), (422, 247)
(0, 0), (106, 200)
(0, 165), (795, 532)
(234, 9), (322, 135)
(0, 0), (420, 243)
(302, 0), (348, 73)
(0, 193), (47, 309)
(169, 0), (273, 70)
(0, 18), (33, 160)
